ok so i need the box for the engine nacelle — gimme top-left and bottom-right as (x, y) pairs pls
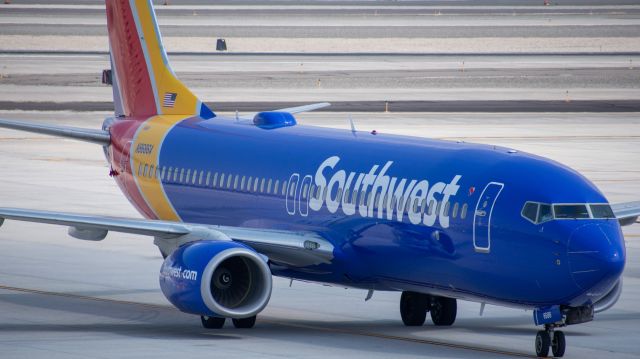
(593, 278), (622, 313)
(159, 240), (272, 318)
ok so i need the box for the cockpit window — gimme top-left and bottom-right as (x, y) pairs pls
(523, 202), (614, 223)
(590, 204), (615, 219)
(538, 204), (553, 223)
(521, 202), (538, 223)
(553, 204), (590, 219)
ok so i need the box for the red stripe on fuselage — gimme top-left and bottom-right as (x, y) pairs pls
(109, 119), (158, 219)
(106, 0), (156, 117)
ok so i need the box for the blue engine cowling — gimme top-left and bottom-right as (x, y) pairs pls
(159, 240), (272, 318)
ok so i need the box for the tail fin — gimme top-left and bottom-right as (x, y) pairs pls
(106, 0), (214, 119)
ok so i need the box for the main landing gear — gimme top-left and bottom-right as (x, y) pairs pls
(535, 325), (566, 358)
(400, 291), (457, 327)
(200, 315), (257, 329)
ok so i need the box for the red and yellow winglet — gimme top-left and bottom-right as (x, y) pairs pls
(106, 0), (214, 119)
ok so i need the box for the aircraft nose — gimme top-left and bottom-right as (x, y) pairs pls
(567, 223), (625, 294)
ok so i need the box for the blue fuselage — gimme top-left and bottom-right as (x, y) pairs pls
(114, 116), (625, 310)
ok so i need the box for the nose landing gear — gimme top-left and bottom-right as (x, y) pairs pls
(532, 304), (592, 357)
(535, 324), (566, 358)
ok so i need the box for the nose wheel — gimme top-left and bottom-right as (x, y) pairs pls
(535, 325), (566, 357)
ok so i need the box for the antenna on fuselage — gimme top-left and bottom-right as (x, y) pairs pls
(348, 114), (356, 134)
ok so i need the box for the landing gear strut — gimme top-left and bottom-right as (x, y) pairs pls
(535, 324), (566, 358)
(400, 291), (457, 327)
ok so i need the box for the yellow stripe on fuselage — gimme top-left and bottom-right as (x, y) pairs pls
(131, 115), (186, 221)
(135, 0), (200, 116)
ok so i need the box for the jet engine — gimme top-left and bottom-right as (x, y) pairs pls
(159, 240), (272, 318)
(593, 278), (622, 313)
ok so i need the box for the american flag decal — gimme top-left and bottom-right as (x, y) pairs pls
(163, 92), (177, 108)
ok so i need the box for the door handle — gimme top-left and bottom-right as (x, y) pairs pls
(476, 210), (487, 217)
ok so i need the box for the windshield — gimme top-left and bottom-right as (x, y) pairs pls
(553, 204), (590, 219)
(522, 202), (615, 223)
(590, 204), (615, 219)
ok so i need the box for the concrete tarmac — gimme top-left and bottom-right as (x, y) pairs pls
(1, 53), (639, 105)
(0, 111), (638, 358)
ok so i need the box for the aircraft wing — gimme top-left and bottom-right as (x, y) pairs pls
(0, 118), (110, 145)
(0, 207), (333, 267)
(612, 201), (640, 226)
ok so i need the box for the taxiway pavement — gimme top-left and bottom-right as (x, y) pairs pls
(0, 111), (638, 359)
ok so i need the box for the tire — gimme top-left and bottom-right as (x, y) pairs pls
(430, 296), (457, 326)
(535, 330), (550, 358)
(552, 331), (566, 357)
(232, 315), (257, 329)
(200, 315), (225, 329)
(400, 291), (429, 326)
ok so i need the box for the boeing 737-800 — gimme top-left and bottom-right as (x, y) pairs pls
(0, 1), (639, 357)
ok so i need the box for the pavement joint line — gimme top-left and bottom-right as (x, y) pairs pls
(0, 283), (534, 358)
(3, 50), (640, 57)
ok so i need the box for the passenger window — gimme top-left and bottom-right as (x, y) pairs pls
(161, 166), (166, 180)
(254, 178), (259, 192)
(212, 172), (218, 187)
(282, 181), (287, 196)
(227, 175), (233, 189)
(302, 184), (308, 199)
(452, 202), (459, 219)
(240, 176), (246, 191)
(186, 169), (191, 183)
(460, 203), (468, 219)
(428, 200), (435, 216)
(538, 204), (552, 223)
(289, 183), (296, 197)
(180, 168), (185, 183)
(198, 171), (203, 185)
(554, 204), (589, 219)
(267, 179), (273, 194)
(233, 175), (239, 190)
(260, 178), (265, 193)
(522, 202), (538, 223)
(149, 165), (154, 178)
(192, 170), (197, 185)
(247, 176), (253, 191)
(443, 202), (450, 216)
(219, 173), (225, 188)
(206, 171), (211, 186)
(590, 204), (615, 219)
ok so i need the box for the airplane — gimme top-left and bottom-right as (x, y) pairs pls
(0, 0), (639, 357)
